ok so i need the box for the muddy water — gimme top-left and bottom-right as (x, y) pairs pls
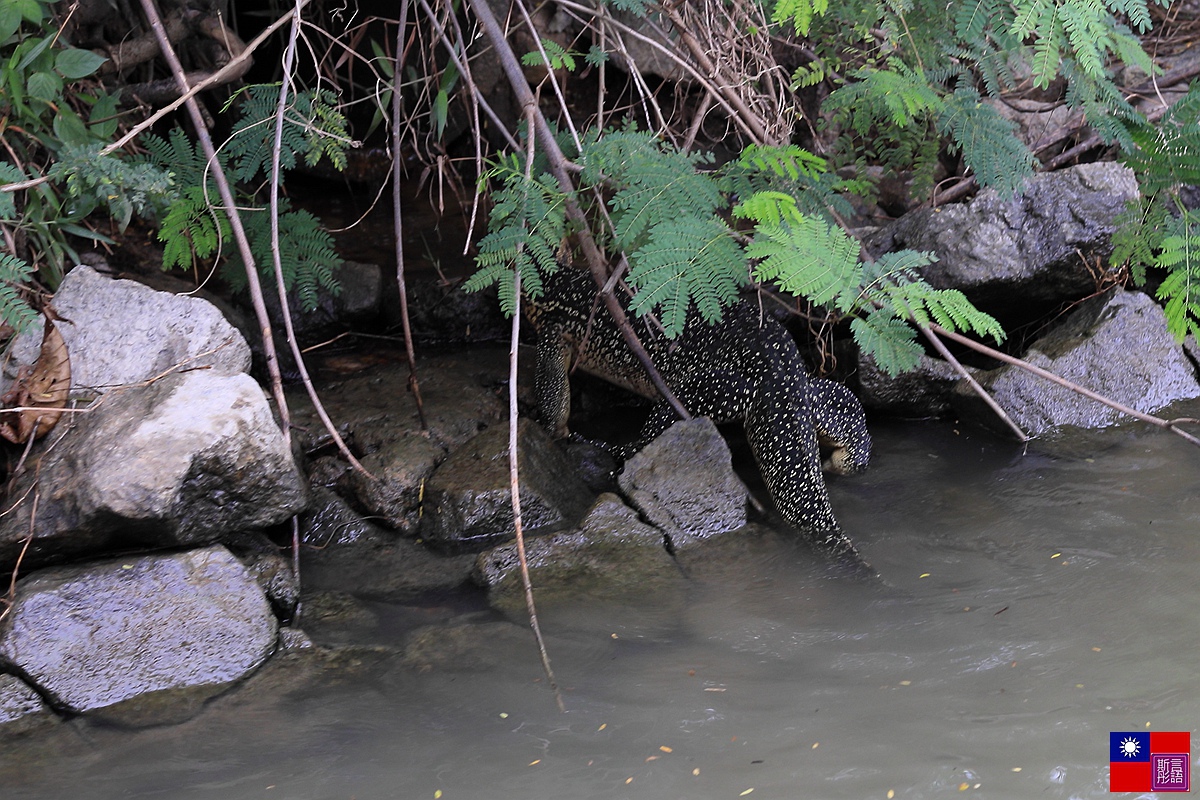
(2, 418), (1198, 800)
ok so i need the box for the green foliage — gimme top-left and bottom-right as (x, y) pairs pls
(936, 88), (1035, 196)
(521, 40), (578, 72)
(474, 128), (1003, 375)
(0, 0), (172, 284)
(0, 253), (39, 334)
(465, 154), (567, 315)
(146, 87), (348, 310)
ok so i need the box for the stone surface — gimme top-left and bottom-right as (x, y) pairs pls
(0, 371), (308, 572)
(955, 289), (1200, 437)
(867, 162), (1139, 309)
(5, 265), (250, 396)
(856, 352), (966, 417)
(0, 546), (277, 726)
(474, 493), (682, 610)
(263, 260), (384, 347)
(299, 490), (476, 601)
(0, 674), (54, 734)
(226, 532), (300, 619)
(287, 349), (506, 532)
(618, 417), (746, 548)
(420, 418), (595, 551)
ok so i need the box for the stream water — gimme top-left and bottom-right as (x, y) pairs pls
(2, 416), (1198, 800)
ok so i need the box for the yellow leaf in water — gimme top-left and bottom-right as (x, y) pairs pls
(1011, 767), (1022, 772)
(1051, 553), (1061, 558)
(499, 712), (508, 718)
(887, 792), (894, 799)
(645, 756), (659, 762)
(625, 777), (633, 785)
(899, 680), (911, 686)
(598, 723), (607, 731)
(693, 768), (700, 777)
(812, 742), (819, 749)
(434, 792), (442, 799)
(919, 573), (931, 579)
(660, 746), (673, 753)
(740, 789), (754, 796)
(529, 760), (540, 766)
(958, 782), (969, 790)
(1091, 647), (1101, 652)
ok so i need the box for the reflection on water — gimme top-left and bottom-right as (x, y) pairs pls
(2, 419), (1198, 800)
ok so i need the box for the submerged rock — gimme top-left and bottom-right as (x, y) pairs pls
(474, 493), (684, 614)
(0, 370), (308, 572)
(867, 162), (1138, 310)
(420, 418), (595, 551)
(5, 265), (250, 396)
(618, 418), (746, 548)
(956, 289), (1200, 437)
(0, 546), (277, 727)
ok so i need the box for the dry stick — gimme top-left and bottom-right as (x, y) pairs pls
(1, 3), (308, 196)
(262, 1), (373, 486)
(917, 325), (1029, 442)
(392, 0), (428, 430)
(137, 0), (291, 435)
(466, 0), (690, 423)
(929, 323), (1200, 448)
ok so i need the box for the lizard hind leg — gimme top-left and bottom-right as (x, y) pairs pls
(809, 377), (872, 476)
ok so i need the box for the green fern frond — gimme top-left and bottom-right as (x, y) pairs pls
(626, 215), (746, 337)
(773, 0), (830, 35)
(157, 185), (228, 271)
(863, 251), (1006, 343)
(0, 253), (39, 333)
(937, 88), (1035, 195)
(521, 39), (577, 72)
(1121, 85), (1200, 193)
(224, 85), (350, 183)
(851, 309), (925, 376)
(740, 197), (863, 312)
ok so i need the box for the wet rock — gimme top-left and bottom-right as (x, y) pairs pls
(955, 289), (1200, 437)
(0, 674), (55, 735)
(420, 418), (595, 552)
(618, 418), (746, 548)
(225, 532), (299, 619)
(867, 163), (1138, 310)
(0, 371), (308, 572)
(298, 489), (475, 600)
(287, 349), (506, 531)
(856, 352), (966, 417)
(0, 546), (277, 726)
(296, 591), (379, 645)
(474, 493), (684, 614)
(5, 265), (250, 396)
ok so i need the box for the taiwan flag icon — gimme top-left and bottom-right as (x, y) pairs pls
(1110, 731), (1191, 792)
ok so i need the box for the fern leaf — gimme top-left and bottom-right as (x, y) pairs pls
(937, 88), (1035, 195)
(773, 0), (830, 36)
(627, 215), (745, 337)
(0, 253), (38, 333)
(743, 203), (862, 312)
(851, 309), (925, 376)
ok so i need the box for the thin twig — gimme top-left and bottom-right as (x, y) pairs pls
(917, 326), (1029, 441)
(262, 0), (374, 479)
(392, 0), (428, 430)
(509, 109), (564, 712)
(929, 323), (1200, 447)
(136, 0), (292, 447)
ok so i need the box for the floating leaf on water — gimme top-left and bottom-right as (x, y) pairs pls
(811, 742), (819, 749)
(887, 791), (894, 799)
(1011, 767), (1022, 772)
(529, 760), (540, 766)
(660, 746), (673, 753)
(1092, 647), (1101, 652)
(919, 573), (930, 579)
(625, 777), (633, 785)
(645, 756), (659, 762)
(499, 712), (508, 718)
(899, 680), (911, 686)
(434, 791), (442, 799)
(692, 768), (700, 776)
(958, 782), (969, 791)
(1051, 553), (1061, 559)
(598, 723), (606, 731)
(739, 789), (754, 796)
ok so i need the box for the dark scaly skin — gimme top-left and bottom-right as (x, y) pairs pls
(525, 267), (872, 564)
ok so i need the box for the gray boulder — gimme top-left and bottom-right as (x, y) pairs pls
(618, 417), (746, 548)
(0, 673), (54, 735)
(856, 352), (966, 417)
(420, 418), (595, 551)
(867, 162), (1138, 308)
(0, 546), (277, 726)
(474, 493), (685, 615)
(0, 370), (308, 572)
(955, 289), (1200, 437)
(5, 265), (250, 396)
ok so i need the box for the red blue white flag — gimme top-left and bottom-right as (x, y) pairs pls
(1110, 731), (1191, 792)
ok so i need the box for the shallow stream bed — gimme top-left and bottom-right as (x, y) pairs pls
(3, 418), (1198, 800)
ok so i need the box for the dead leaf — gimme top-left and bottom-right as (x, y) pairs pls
(0, 318), (70, 444)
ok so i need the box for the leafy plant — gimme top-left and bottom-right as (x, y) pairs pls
(471, 127), (1004, 375)
(145, 87), (349, 310)
(0, 0), (172, 286)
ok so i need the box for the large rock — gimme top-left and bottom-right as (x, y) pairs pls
(955, 289), (1200, 437)
(420, 418), (595, 551)
(867, 162), (1138, 309)
(0, 673), (54, 735)
(5, 265), (250, 396)
(474, 493), (685, 614)
(287, 349), (506, 532)
(618, 417), (746, 548)
(0, 546), (277, 726)
(0, 370), (308, 572)
(856, 352), (965, 417)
